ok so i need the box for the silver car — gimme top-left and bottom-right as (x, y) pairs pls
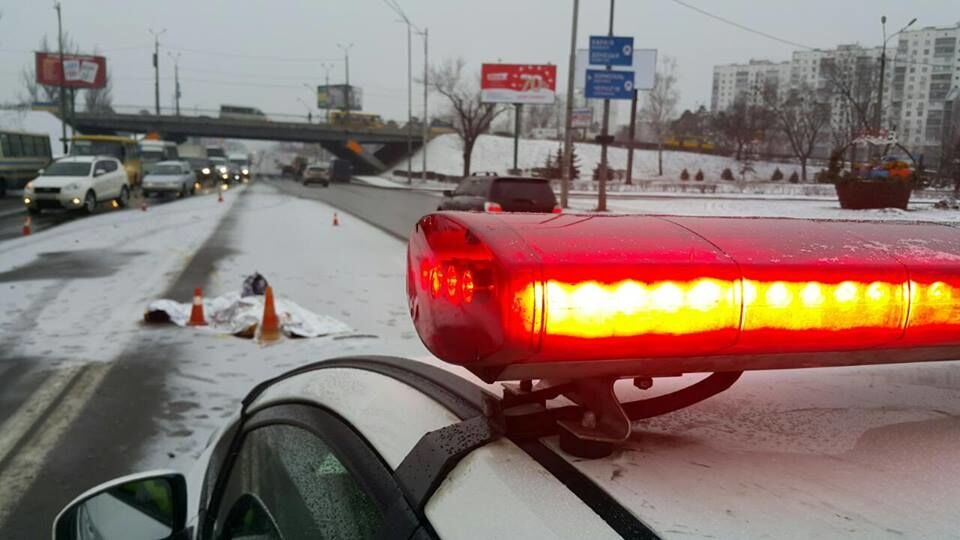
(142, 161), (197, 197)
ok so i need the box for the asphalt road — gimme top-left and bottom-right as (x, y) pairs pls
(0, 189), (214, 243)
(268, 178), (442, 239)
(0, 185), (241, 538)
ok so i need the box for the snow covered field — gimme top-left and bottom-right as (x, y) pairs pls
(392, 133), (806, 182)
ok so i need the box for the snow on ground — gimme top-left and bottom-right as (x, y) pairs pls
(135, 183), (430, 469)
(567, 194), (960, 223)
(0, 191), (243, 368)
(391, 133), (799, 182)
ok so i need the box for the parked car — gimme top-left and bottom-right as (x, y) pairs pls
(301, 163), (330, 187)
(438, 176), (561, 213)
(23, 156), (130, 215)
(142, 161), (197, 197)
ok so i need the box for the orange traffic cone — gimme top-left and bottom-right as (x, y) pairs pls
(259, 286), (280, 342)
(187, 288), (207, 326)
(22, 216), (32, 236)
(218, 190), (224, 203)
(332, 213), (339, 226)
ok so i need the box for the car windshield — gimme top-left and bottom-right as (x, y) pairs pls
(211, 158), (227, 166)
(186, 158), (209, 169)
(141, 150), (165, 161)
(42, 161), (91, 176)
(230, 160), (247, 167)
(150, 165), (182, 175)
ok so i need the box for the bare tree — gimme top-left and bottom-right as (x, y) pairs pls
(712, 95), (775, 161)
(19, 34), (80, 108)
(639, 56), (680, 176)
(820, 53), (881, 163)
(429, 58), (506, 176)
(83, 46), (114, 113)
(768, 84), (831, 181)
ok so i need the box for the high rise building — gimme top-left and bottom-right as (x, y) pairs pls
(884, 23), (960, 162)
(711, 60), (791, 111)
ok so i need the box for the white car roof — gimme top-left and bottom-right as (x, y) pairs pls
(249, 355), (960, 538)
(54, 155), (102, 163)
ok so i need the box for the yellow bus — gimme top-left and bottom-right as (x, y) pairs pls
(329, 111), (384, 130)
(69, 135), (142, 187)
(0, 129), (53, 197)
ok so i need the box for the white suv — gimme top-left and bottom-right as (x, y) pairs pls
(23, 156), (130, 215)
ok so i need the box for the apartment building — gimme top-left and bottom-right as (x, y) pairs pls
(711, 60), (791, 111)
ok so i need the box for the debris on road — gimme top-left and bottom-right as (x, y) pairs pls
(934, 196), (959, 210)
(144, 279), (351, 339)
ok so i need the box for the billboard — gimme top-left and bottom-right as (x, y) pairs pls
(481, 64), (556, 104)
(317, 84), (362, 111)
(35, 52), (107, 89)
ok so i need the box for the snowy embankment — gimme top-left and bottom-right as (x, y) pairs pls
(390, 133), (796, 182)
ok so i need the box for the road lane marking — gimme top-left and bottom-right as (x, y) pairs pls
(0, 365), (82, 468)
(0, 363), (109, 530)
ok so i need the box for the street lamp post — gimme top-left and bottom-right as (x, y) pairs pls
(149, 28), (166, 116)
(319, 63), (333, 123)
(877, 16), (917, 132)
(561, 0), (580, 209)
(296, 97), (312, 123)
(337, 43), (354, 121)
(167, 51), (181, 115)
(54, 2), (68, 154)
(418, 28), (429, 180)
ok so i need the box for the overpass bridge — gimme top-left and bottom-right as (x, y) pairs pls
(63, 112), (423, 174)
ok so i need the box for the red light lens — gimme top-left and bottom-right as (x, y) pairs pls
(407, 213), (960, 379)
(552, 205), (562, 214)
(484, 201), (503, 213)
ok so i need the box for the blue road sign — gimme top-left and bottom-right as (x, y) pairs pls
(589, 36), (634, 66)
(585, 70), (635, 100)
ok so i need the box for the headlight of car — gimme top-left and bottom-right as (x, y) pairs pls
(202, 167), (211, 175)
(64, 183), (80, 191)
(241, 168), (249, 175)
(218, 166), (227, 173)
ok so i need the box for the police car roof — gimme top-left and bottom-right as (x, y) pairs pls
(250, 355), (960, 538)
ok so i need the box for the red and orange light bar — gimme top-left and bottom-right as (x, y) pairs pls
(407, 213), (960, 381)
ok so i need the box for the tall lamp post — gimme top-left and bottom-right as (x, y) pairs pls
(296, 97), (313, 123)
(560, 0), (580, 209)
(167, 51), (181, 115)
(149, 28), (166, 116)
(417, 27), (429, 180)
(54, 2), (68, 154)
(337, 43), (354, 121)
(877, 16), (917, 131)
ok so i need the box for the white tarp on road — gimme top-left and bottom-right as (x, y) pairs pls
(146, 291), (352, 338)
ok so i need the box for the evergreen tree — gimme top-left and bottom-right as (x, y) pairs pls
(680, 168), (690, 181)
(789, 171), (800, 183)
(771, 167), (784, 181)
(695, 169), (705, 181)
(721, 168), (735, 181)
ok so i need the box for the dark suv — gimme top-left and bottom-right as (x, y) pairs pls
(438, 176), (560, 213)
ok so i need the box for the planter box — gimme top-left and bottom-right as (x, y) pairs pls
(835, 180), (913, 210)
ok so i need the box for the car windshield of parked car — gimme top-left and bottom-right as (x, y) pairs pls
(42, 161), (91, 177)
(150, 165), (182, 175)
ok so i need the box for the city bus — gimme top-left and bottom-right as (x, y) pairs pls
(329, 111), (384, 130)
(69, 135), (142, 187)
(219, 105), (268, 121)
(0, 129), (53, 197)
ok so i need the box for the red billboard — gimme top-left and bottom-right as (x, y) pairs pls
(35, 52), (108, 89)
(480, 64), (556, 104)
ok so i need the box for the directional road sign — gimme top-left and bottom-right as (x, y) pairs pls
(585, 70), (635, 100)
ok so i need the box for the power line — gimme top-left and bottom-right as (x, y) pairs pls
(166, 46), (341, 63)
(667, 0), (815, 50)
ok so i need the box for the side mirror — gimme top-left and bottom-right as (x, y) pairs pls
(442, 189), (453, 197)
(53, 471), (188, 540)
(94, 168), (107, 177)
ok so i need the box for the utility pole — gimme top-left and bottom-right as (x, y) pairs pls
(168, 51), (181, 115)
(149, 28), (166, 116)
(513, 104), (523, 171)
(625, 89), (638, 184)
(597, 0), (614, 212)
(406, 19), (413, 183)
(419, 28), (429, 180)
(54, 2), (68, 154)
(877, 15), (887, 133)
(320, 63), (333, 123)
(337, 43), (353, 121)
(561, 0), (579, 208)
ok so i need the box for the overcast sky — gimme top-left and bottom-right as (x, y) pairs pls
(1, 0), (956, 125)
